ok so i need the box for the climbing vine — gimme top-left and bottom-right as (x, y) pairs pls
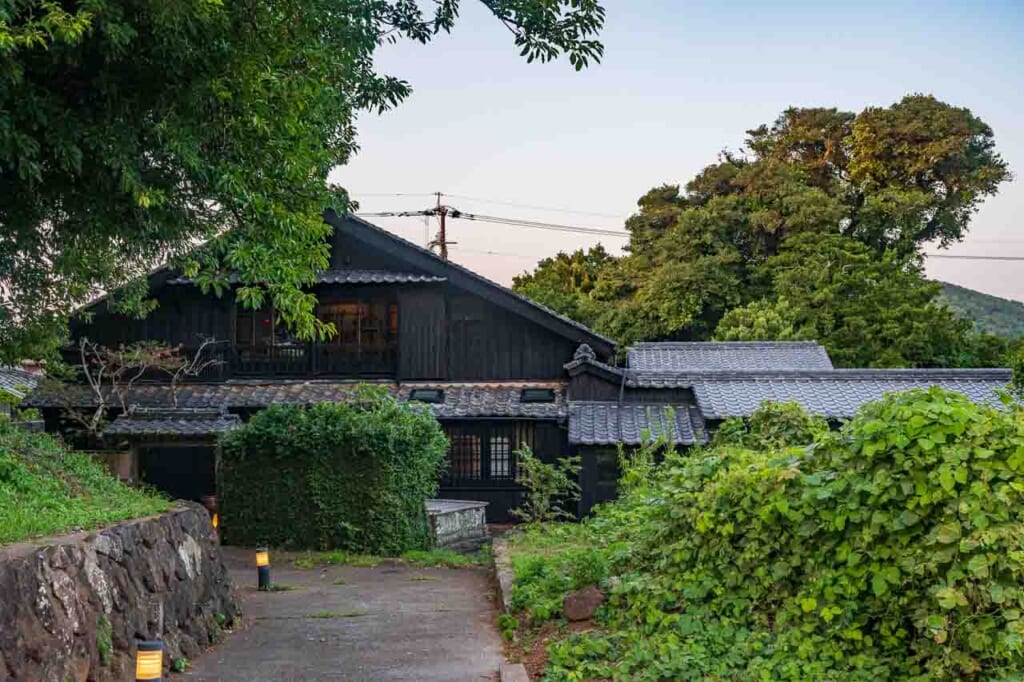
(218, 387), (447, 553)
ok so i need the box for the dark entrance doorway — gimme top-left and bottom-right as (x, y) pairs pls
(138, 445), (216, 501)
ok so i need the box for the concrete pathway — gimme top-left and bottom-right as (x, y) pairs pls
(186, 547), (502, 682)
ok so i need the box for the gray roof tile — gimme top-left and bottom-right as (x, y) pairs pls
(568, 402), (703, 445)
(167, 269), (446, 286)
(691, 369), (1013, 419)
(627, 341), (834, 372)
(30, 380), (567, 419)
(105, 407), (241, 438)
(0, 367), (39, 398)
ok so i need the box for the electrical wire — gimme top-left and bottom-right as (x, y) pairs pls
(926, 254), (1024, 262)
(450, 211), (630, 238)
(442, 193), (627, 220)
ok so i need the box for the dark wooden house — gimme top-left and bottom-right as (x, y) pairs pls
(32, 212), (616, 521)
(28, 213), (1014, 521)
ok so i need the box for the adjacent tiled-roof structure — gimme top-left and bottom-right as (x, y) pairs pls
(28, 381), (567, 419)
(627, 341), (834, 373)
(167, 269), (446, 286)
(691, 369), (1013, 419)
(0, 367), (38, 399)
(104, 407), (241, 438)
(568, 402), (704, 445)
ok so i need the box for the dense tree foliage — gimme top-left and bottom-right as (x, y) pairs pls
(513, 96), (1015, 368)
(0, 0), (605, 361)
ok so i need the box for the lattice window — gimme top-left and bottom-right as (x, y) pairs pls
(489, 435), (512, 479)
(448, 431), (481, 480)
(443, 422), (536, 484)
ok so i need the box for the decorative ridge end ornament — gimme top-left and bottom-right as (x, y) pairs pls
(573, 344), (596, 362)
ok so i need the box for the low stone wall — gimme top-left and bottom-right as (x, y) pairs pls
(0, 505), (238, 681)
(426, 499), (489, 552)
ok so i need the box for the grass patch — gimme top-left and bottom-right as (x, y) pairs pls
(400, 548), (482, 568)
(292, 550), (380, 569)
(307, 610), (337, 619)
(0, 421), (170, 545)
(332, 577), (347, 585)
(290, 546), (489, 570)
(338, 609), (370, 618)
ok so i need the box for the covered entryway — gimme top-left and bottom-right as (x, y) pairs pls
(138, 445), (216, 501)
(104, 406), (241, 502)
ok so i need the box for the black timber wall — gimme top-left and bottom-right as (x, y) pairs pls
(72, 225), (581, 382)
(438, 420), (568, 523)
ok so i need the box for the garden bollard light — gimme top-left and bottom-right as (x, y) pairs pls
(135, 640), (163, 682)
(256, 547), (270, 590)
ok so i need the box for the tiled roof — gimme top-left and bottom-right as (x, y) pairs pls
(564, 344), (628, 377)
(398, 382), (567, 419)
(167, 269), (446, 286)
(28, 380), (567, 419)
(0, 367), (38, 398)
(105, 407), (241, 438)
(568, 402), (704, 445)
(691, 369), (1013, 419)
(627, 341), (834, 372)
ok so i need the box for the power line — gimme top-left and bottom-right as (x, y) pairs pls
(450, 211), (630, 238)
(349, 192), (437, 198)
(442, 193), (627, 220)
(450, 247), (539, 259)
(356, 209), (1023, 259)
(356, 209), (631, 239)
(926, 254), (1024, 262)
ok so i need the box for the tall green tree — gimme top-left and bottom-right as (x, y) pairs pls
(0, 0), (605, 361)
(513, 95), (1013, 367)
(713, 233), (1004, 367)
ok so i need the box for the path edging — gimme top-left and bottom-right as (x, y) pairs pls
(492, 537), (530, 681)
(492, 537), (515, 613)
(500, 661), (530, 682)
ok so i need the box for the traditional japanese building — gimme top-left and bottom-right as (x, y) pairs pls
(27, 213), (1014, 521)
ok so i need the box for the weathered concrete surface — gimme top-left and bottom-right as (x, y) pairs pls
(426, 499), (489, 552)
(187, 547), (502, 682)
(0, 505), (238, 681)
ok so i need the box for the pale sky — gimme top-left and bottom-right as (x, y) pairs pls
(331, 0), (1024, 302)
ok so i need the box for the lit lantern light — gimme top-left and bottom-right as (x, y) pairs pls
(135, 640), (163, 681)
(256, 547), (270, 591)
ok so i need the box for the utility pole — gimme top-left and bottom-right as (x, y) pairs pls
(428, 191), (454, 260)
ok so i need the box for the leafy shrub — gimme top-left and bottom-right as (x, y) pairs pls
(0, 420), (169, 544)
(511, 446), (581, 524)
(712, 399), (829, 449)
(514, 388), (1024, 681)
(218, 387), (447, 554)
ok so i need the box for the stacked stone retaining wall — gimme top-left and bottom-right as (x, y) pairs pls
(0, 505), (238, 681)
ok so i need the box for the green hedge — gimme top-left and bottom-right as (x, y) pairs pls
(218, 388), (448, 553)
(0, 420), (169, 544)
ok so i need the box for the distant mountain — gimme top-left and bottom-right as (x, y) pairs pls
(940, 282), (1024, 338)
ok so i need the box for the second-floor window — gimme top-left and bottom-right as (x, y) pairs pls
(318, 301), (398, 358)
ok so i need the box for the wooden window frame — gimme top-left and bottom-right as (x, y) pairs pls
(442, 421), (536, 487)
